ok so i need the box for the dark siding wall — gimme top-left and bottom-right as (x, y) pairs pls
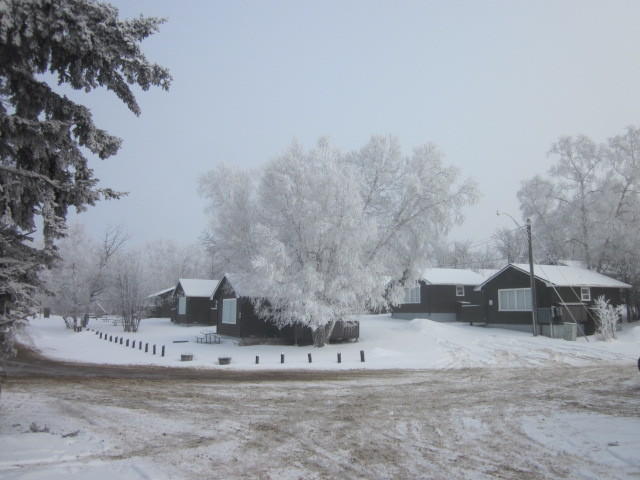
(214, 278), (241, 336)
(213, 278), (358, 343)
(172, 282), (215, 325)
(482, 267), (550, 326)
(390, 282), (483, 316)
(390, 281), (429, 314)
(481, 267), (629, 333)
(551, 286), (628, 335)
(189, 297), (214, 325)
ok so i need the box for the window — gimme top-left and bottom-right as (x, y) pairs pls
(498, 288), (532, 311)
(455, 285), (465, 297)
(211, 300), (218, 310)
(403, 284), (421, 304)
(580, 287), (591, 302)
(222, 298), (237, 324)
(178, 296), (186, 315)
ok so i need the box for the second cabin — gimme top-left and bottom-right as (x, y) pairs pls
(391, 268), (497, 322)
(210, 274), (359, 345)
(472, 263), (632, 335)
(172, 278), (221, 325)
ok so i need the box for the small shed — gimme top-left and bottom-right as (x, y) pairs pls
(475, 263), (632, 335)
(391, 268), (497, 321)
(172, 278), (220, 325)
(145, 286), (175, 318)
(210, 274), (359, 345)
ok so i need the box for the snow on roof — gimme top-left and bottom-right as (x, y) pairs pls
(219, 273), (261, 298)
(421, 268), (498, 286)
(510, 264), (632, 289)
(146, 286), (175, 299)
(178, 278), (221, 298)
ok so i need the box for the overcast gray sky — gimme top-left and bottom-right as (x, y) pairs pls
(69, 0), (640, 248)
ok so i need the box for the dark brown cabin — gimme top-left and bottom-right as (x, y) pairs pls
(474, 264), (632, 335)
(210, 274), (359, 345)
(391, 268), (497, 322)
(172, 278), (220, 325)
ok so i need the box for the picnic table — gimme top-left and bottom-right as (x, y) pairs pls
(196, 331), (221, 344)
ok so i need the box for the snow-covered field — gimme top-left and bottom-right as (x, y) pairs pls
(18, 314), (640, 370)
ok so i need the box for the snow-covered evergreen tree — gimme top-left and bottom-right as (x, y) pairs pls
(200, 136), (477, 345)
(0, 0), (171, 358)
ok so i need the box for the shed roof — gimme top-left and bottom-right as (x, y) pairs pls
(146, 286), (175, 299)
(421, 268), (497, 286)
(476, 264), (631, 290)
(177, 278), (221, 298)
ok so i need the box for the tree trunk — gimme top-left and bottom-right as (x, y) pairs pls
(312, 320), (335, 347)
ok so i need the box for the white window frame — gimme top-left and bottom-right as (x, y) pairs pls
(177, 296), (186, 315)
(455, 285), (465, 297)
(402, 284), (421, 304)
(222, 298), (237, 325)
(498, 288), (532, 312)
(580, 287), (591, 302)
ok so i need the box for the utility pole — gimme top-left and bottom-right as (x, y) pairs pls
(526, 218), (538, 336)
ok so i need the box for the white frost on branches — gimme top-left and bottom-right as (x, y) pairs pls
(592, 295), (624, 341)
(200, 136), (477, 344)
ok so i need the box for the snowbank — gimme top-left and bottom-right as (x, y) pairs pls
(18, 314), (640, 370)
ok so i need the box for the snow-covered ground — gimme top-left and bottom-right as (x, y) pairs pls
(2, 365), (639, 479)
(4, 315), (640, 479)
(18, 314), (640, 370)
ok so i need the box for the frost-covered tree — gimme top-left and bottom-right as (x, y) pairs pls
(0, 0), (171, 357)
(45, 224), (126, 328)
(592, 295), (624, 341)
(493, 227), (527, 264)
(109, 249), (144, 332)
(200, 136), (477, 345)
(141, 239), (213, 296)
(519, 127), (640, 288)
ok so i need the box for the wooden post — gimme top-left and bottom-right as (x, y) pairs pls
(161, 345), (165, 357)
(109, 335), (112, 342)
(132, 340), (135, 348)
(337, 352), (341, 363)
(153, 344), (156, 355)
(255, 355), (259, 364)
(360, 350), (365, 362)
(139, 341), (142, 350)
(280, 353), (284, 364)
(99, 333), (102, 339)
(145, 343), (148, 353)
(119, 337), (123, 345)
(308, 353), (312, 363)
(126, 339), (129, 347)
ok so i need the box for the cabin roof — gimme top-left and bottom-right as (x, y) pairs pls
(177, 278), (221, 298)
(475, 264), (631, 290)
(212, 273), (261, 298)
(421, 268), (497, 286)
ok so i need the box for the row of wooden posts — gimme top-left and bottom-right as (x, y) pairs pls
(254, 350), (365, 364)
(91, 329), (165, 357)
(88, 328), (365, 365)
